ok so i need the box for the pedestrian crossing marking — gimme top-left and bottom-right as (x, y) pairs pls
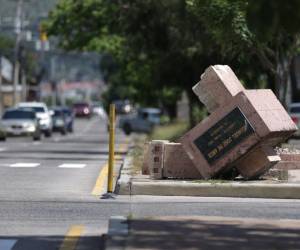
(58, 164), (86, 169)
(0, 239), (17, 250)
(10, 163), (40, 168)
(0, 148), (6, 152)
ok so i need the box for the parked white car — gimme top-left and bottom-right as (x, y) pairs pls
(16, 102), (53, 137)
(0, 108), (41, 141)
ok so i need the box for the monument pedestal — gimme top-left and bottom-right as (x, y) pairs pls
(143, 65), (297, 180)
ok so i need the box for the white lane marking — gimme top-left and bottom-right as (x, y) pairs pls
(58, 163), (86, 169)
(33, 141), (41, 145)
(0, 239), (17, 250)
(53, 137), (60, 142)
(10, 163), (40, 168)
(0, 148), (6, 152)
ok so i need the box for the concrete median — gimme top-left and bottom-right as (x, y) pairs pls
(116, 152), (300, 199)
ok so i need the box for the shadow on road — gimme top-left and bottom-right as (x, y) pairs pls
(0, 149), (127, 155)
(126, 217), (300, 250)
(0, 235), (105, 250)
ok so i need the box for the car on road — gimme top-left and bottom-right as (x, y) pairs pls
(61, 107), (74, 132)
(50, 107), (68, 135)
(17, 102), (53, 137)
(73, 102), (92, 118)
(0, 108), (41, 141)
(113, 100), (133, 114)
(118, 108), (161, 135)
(289, 102), (300, 136)
(92, 102), (107, 120)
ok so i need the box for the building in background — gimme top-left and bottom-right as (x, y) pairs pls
(0, 56), (14, 113)
(0, 0), (59, 108)
(0, 0), (106, 109)
(39, 51), (106, 106)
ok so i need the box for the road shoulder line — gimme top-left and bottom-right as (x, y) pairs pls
(59, 225), (84, 250)
(91, 163), (108, 195)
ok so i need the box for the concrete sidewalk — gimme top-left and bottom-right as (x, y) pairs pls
(116, 151), (300, 199)
(106, 215), (300, 250)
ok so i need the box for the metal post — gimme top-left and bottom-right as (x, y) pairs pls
(107, 104), (115, 193)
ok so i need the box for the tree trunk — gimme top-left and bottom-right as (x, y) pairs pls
(275, 57), (292, 108)
(186, 88), (201, 128)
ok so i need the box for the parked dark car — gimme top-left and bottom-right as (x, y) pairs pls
(73, 102), (92, 118)
(61, 107), (74, 132)
(119, 108), (161, 135)
(113, 100), (133, 114)
(50, 108), (68, 135)
(0, 108), (41, 141)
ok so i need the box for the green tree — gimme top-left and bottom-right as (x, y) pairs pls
(109, 0), (223, 123)
(46, 0), (161, 110)
(0, 35), (14, 58)
(46, 0), (223, 124)
(49, 0), (292, 124)
(190, 0), (300, 106)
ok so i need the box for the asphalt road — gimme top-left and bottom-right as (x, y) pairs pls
(0, 117), (300, 250)
(0, 116), (129, 250)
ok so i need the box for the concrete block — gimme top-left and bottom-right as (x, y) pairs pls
(235, 146), (281, 179)
(148, 140), (167, 179)
(163, 143), (203, 179)
(193, 65), (245, 113)
(142, 142), (150, 175)
(287, 170), (300, 182)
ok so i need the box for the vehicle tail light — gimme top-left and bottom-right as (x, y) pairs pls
(83, 107), (90, 114)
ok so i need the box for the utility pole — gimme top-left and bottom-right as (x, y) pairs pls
(0, 55), (3, 115)
(21, 69), (26, 101)
(13, 0), (23, 106)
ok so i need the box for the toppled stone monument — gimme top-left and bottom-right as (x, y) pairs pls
(143, 140), (202, 179)
(143, 65), (298, 180)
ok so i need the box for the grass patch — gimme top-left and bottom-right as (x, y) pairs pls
(149, 121), (189, 141)
(128, 135), (146, 175)
(128, 121), (189, 175)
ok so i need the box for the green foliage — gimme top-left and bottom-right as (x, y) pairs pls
(46, 0), (300, 122)
(46, 1), (218, 113)
(194, 0), (300, 104)
(194, 0), (253, 58)
(150, 121), (189, 141)
(192, 105), (208, 124)
(0, 35), (14, 57)
(0, 35), (38, 85)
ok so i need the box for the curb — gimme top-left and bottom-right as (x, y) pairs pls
(116, 150), (300, 199)
(130, 181), (300, 199)
(116, 155), (133, 195)
(105, 216), (128, 250)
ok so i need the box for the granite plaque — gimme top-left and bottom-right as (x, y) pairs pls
(194, 107), (254, 164)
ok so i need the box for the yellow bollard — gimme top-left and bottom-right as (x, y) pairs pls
(107, 104), (115, 193)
